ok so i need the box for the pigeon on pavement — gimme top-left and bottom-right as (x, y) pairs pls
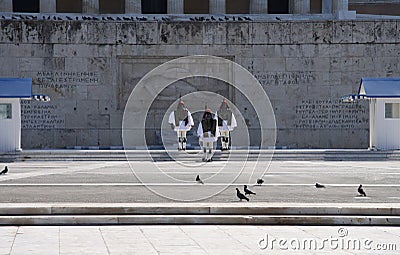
(256, 178), (264, 186)
(236, 188), (249, 201)
(315, 183), (325, 188)
(0, 166), (8, 175)
(244, 185), (256, 195)
(358, 184), (367, 196)
(196, 175), (204, 184)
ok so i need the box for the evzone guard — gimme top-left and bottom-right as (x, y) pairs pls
(168, 100), (194, 151)
(197, 107), (219, 162)
(217, 99), (237, 151)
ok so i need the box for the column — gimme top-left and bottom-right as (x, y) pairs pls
(0, 0), (12, 12)
(333, 0), (355, 19)
(83, 0), (99, 14)
(125, 0), (141, 13)
(322, 0), (332, 14)
(40, 0), (56, 13)
(249, 0), (268, 14)
(209, 0), (225, 14)
(333, 0), (347, 13)
(167, 0), (184, 14)
(291, 0), (310, 14)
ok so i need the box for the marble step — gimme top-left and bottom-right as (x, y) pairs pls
(1, 149), (400, 162)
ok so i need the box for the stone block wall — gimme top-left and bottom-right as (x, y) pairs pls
(0, 18), (399, 148)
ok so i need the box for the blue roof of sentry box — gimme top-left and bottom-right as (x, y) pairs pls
(0, 78), (32, 98)
(358, 77), (400, 98)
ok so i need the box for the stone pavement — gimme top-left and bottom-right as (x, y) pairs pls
(1, 157), (400, 253)
(1, 225), (399, 255)
(0, 160), (400, 203)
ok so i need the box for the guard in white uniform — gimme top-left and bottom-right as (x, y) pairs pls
(217, 99), (237, 151)
(168, 101), (194, 150)
(197, 107), (219, 162)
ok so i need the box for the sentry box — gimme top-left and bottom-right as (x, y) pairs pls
(0, 78), (50, 152)
(342, 78), (400, 150)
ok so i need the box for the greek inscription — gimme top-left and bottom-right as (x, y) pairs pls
(34, 71), (100, 89)
(254, 71), (316, 86)
(294, 99), (368, 129)
(21, 100), (65, 129)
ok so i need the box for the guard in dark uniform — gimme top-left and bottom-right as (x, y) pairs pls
(197, 107), (219, 162)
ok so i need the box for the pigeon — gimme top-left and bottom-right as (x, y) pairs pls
(66, 16), (72, 20)
(244, 185), (256, 195)
(211, 16), (216, 21)
(196, 175), (204, 184)
(315, 183), (325, 188)
(238, 17), (243, 21)
(236, 188), (249, 201)
(0, 166), (8, 175)
(256, 178), (264, 185)
(358, 184), (367, 197)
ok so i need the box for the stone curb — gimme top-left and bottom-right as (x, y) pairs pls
(0, 215), (399, 226)
(1, 203), (400, 216)
(1, 203), (399, 225)
(2, 207), (400, 216)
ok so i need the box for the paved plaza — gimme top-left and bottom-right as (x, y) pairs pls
(0, 225), (399, 255)
(1, 158), (400, 254)
(0, 159), (400, 203)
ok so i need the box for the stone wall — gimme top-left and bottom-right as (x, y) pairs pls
(0, 18), (399, 149)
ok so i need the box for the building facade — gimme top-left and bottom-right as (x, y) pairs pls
(2, 0), (400, 16)
(0, 0), (399, 149)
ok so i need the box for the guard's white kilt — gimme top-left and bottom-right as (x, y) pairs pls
(199, 132), (218, 143)
(168, 111), (194, 131)
(216, 112), (237, 131)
